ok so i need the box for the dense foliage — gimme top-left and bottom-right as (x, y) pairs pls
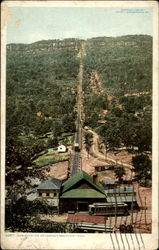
(132, 154), (152, 186)
(84, 131), (93, 154)
(6, 197), (77, 232)
(6, 39), (80, 173)
(83, 35), (152, 153)
(114, 167), (126, 182)
(84, 35), (152, 93)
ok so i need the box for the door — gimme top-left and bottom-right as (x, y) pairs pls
(77, 202), (88, 212)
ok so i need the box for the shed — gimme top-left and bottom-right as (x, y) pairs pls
(94, 165), (109, 172)
(60, 171), (106, 213)
(58, 145), (67, 153)
(97, 120), (107, 124)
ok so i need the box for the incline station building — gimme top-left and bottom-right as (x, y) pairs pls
(26, 170), (139, 214)
(59, 171), (106, 213)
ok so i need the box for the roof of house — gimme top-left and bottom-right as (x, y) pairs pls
(61, 189), (106, 199)
(62, 171), (105, 195)
(97, 120), (107, 124)
(107, 196), (137, 203)
(26, 192), (38, 201)
(105, 187), (135, 194)
(105, 187), (137, 203)
(37, 177), (62, 190)
(58, 145), (66, 148)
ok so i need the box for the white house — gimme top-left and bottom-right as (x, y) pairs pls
(57, 145), (67, 153)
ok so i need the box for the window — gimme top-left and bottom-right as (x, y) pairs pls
(54, 192), (57, 197)
(39, 192), (42, 197)
(46, 193), (50, 197)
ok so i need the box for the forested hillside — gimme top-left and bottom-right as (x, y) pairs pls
(6, 35), (152, 179)
(6, 39), (81, 173)
(83, 35), (152, 152)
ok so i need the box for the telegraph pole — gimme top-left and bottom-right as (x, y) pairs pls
(131, 186), (134, 225)
(144, 196), (147, 225)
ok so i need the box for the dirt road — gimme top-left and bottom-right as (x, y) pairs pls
(83, 128), (134, 179)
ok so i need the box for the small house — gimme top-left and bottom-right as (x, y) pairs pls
(58, 145), (67, 153)
(94, 165), (108, 172)
(60, 171), (106, 214)
(37, 177), (62, 210)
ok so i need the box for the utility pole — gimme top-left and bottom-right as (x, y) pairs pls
(105, 149), (107, 161)
(131, 186), (134, 225)
(114, 188), (117, 227)
(80, 155), (82, 171)
(144, 196), (147, 225)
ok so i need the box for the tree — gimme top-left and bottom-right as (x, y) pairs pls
(114, 167), (126, 182)
(5, 196), (78, 232)
(46, 137), (58, 148)
(84, 132), (93, 157)
(132, 154), (152, 186)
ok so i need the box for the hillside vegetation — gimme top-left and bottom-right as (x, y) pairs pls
(83, 35), (152, 153)
(6, 38), (81, 176)
(6, 35), (152, 184)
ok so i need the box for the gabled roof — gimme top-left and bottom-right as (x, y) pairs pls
(61, 189), (106, 199)
(58, 144), (66, 149)
(37, 177), (62, 190)
(62, 171), (105, 195)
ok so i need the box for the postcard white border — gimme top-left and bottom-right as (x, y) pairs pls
(1, 1), (158, 250)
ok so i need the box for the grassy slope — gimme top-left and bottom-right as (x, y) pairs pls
(33, 151), (70, 167)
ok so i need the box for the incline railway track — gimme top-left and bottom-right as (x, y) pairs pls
(72, 42), (86, 176)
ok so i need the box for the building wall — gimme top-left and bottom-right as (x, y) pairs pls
(59, 198), (106, 214)
(47, 198), (59, 207)
(95, 166), (107, 172)
(37, 189), (60, 208)
(38, 189), (59, 199)
(104, 184), (117, 189)
(76, 183), (92, 189)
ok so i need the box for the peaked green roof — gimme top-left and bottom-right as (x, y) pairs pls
(61, 189), (106, 199)
(62, 171), (105, 195)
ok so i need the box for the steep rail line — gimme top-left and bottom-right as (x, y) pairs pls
(72, 42), (86, 176)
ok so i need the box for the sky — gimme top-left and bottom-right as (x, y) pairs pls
(7, 7), (153, 44)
